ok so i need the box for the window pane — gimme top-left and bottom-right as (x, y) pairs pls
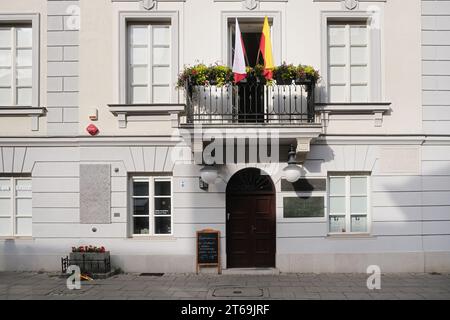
(350, 26), (367, 46)
(154, 217), (171, 234)
(153, 86), (170, 103)
(133, 198), (149, 215)
(351, 66), (367, 84)
(0, 68), (11, 86)
(154, 198), (171, 215)
(351, 177), (367, 195)
(130, 26), (148, 46)
(131, 86), (148, 104)
(330, 177), (345, 195)
(153, 27), (170, 46)
(351, 215), (367, 233)
(17, 68), (32, 87)
(155, 181), (170, 196)
(133, 181), (149, 196)
(16, 217), (32, 235)
(133, 217), (149, 235)
(330, 196), (345, 214)
(329, 85), (346, 102)
(131, 66), (148, 85)
(0, 88), (11, 105)
(351, 85), (368, 102)
(153, 66), (170, 84)
(0, 198), (11, 217)
(16, 198), (32, 216)
(351, 47), (367, 65)
(17, 28), (32, 48)
(0, 217), (11, 236)
(0, 179), (11, 198)
(329, 216), (346, 233)
(329, 47), (346, 65)
(153, 47), (170, 65)
(351, 196), (367, 213)
(328, 26), (346, 45)
(17, 49), (32, 67)
(131, 47), (147, 65)
(16, 179), (32, 197)
(329, 66), (346, 83)
(0, 49), (11, 67)
(17, 87), (32, 105)
(0, 29), (11, 47)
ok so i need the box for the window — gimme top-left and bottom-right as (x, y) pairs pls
(0, 25), (33, 106)
(327, 22), (369, 103)
(328, 174), (370, 234)
(0, 177), (32, 237)
(131, 176), (172, 236)
(128, 23), (171, 104)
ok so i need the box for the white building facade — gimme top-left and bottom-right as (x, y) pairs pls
(0, 0), (449, 273)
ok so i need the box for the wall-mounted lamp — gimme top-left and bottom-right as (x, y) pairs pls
(199, 165), (219, 190)
(283, 144), (302, 183)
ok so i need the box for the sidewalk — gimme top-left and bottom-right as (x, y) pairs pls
(0, 272), (449, 300)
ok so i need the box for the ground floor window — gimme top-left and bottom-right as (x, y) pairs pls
(328, 174), (370, 234)
(131, 176), (172, 236)
(0, 177), (32, 236)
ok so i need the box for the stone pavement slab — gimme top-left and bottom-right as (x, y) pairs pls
(0, 272), (449, 300)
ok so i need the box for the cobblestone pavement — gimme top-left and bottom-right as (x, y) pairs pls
(0, 272), (450, 300)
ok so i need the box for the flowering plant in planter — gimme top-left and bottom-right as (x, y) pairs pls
(273, 63), (321, 85)
(177, 64), (233, 87)
(72, 245), (106, 253)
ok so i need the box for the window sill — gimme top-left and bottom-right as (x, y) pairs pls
(327, 233), (375, 240)
(108, 104), (185, 129)
(0, 236), (34, 240)
(128, 235), (176, 241)
(315, 102), (391, 128)
(0, 106), (47, 131)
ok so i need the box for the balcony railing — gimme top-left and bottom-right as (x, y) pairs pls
(184, 80), (316, 125)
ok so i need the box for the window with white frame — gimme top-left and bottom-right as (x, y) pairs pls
(0, 177), (32, 237)
(128, 23), (171, 104)
(131, 176), (172, 236)
(328, 174), (370, 234)
(0, 24), (33, 106)
(327, 21), (369, 103)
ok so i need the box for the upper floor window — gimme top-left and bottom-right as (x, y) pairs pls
(0, 25), (33, 106)
(0, 177), (32, 237)
(327, 22), (369, 103)
(328, 174), (370, 234)
(127, 23), (171, 104)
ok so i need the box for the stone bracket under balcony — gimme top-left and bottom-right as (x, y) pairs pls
(108, 104), (185, 128)
(316, 103), (392, 128)
(188, 126), (323, 165)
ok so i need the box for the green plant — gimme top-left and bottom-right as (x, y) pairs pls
(207, 65), (233, 86)
(299, 65), (320, 82)
(273, 63), (297, 83)
(177, 64), (209, 88)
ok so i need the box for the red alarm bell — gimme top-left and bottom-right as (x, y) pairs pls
(86, 124), (99, 136)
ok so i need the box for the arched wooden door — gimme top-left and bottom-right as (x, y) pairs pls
(226, 168), (276, 268)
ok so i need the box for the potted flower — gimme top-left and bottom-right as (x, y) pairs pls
(296, 65), (320, 84)
(69, 245), (111, 275)
(273, 63), (297, 85)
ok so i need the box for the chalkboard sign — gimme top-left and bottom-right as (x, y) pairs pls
(196, 229), (221, 274)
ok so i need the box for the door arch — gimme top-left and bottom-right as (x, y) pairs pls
(226, 168), (276, 268)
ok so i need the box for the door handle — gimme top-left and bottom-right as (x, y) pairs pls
(227, 213), (231, 221)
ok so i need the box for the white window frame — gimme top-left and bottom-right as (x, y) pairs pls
(0, 14), (40, 108)
(327, 173), (371, 235)
(130, 176), (173, 237)
(119, 11), (179, 105)
(321, 11), (383, 104)
(0, 176), (32, 237)
(127, 22), (171, 104)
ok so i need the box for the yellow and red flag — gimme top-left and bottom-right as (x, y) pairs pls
(259, 16), (275, 80)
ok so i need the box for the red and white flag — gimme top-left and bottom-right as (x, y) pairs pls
(232, 18), (247, 83)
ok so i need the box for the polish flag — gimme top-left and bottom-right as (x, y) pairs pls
(232, 19), (247, 83)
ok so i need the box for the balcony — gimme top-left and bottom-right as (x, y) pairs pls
(182, 80), (317, 126)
